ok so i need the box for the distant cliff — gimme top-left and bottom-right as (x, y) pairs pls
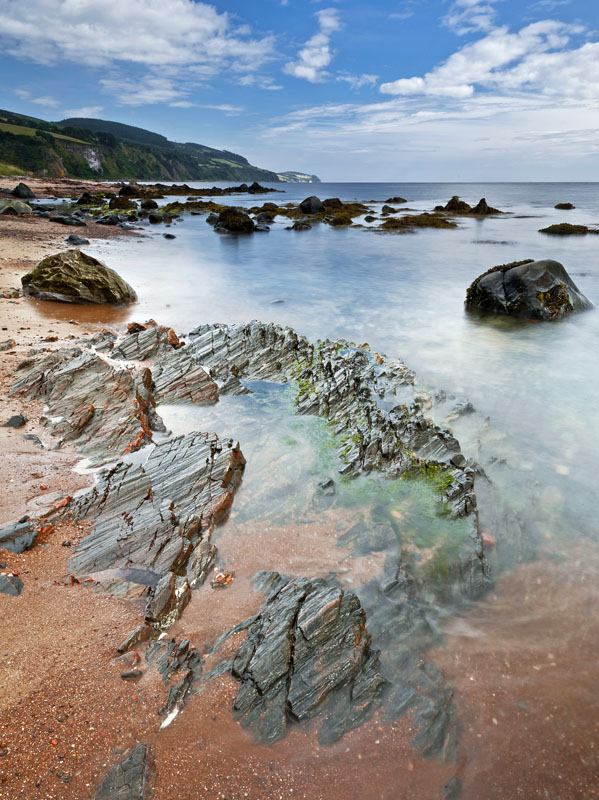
(277, 171), (321, 183)
(0, 109), (281, 182)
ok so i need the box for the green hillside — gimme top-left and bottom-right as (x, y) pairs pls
(0, 109), (280, 182)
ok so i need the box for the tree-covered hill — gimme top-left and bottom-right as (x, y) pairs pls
(0, 109), (280, 182)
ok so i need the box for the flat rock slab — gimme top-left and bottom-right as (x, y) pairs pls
(94, 743), (151, 800)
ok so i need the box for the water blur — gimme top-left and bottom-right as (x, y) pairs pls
(58, 182), (599, 795)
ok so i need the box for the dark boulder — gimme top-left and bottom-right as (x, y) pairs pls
(214, 207), (255, 233)
(539, 223), (593, 235)
(470, 198), (500, 215)
(442, 196), (471, 213)
(205, 212), (219, 226)
(163, 233), (176, 239)
(49, 213), (86, 227)
(364, 215), (377, 223)
(140, 198), (158, 210)
(21, 250), (137, 305)
(12, 182), (35, 199)
(3, 414), (26, 428)
(328, 215), (352, 227)
(323, 197), (343, 209)
(65, 234), (90, 246)
(76, 192), (95, 205)
(96, 214), (122, 226)
(0, 574), (24, 596)
(466, 258), (593, 320)
(554, 202), (575, 210)
(385, 196), (406, 204)
(299, 196), (324, 214)
(255, 211), (274, 225)
(118, 184), (139, 197)
(381, 205), (397, 214)
(109, 196), (136, 210)
(148, 213), (162, 224)
(288, 220), (312, 230)
(247, 181), (269, 194)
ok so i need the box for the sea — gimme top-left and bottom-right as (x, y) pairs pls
(34, 182), (599, 798)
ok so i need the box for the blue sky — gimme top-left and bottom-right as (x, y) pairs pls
(1, 0), (597, 180)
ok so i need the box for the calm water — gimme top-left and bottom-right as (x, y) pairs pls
(47, 183), (599, 796)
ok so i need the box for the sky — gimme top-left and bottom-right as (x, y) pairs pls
(0, 0), (598, 180)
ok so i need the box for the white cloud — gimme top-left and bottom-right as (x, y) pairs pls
(169, 102), (244, 114)
(284, 8), (341, 83)
(238, 74), (284, 91)
(100, 75), (186, 106)
(0, 0), (274, 105)
(443, 0), (499, 35)
(62, 105), (104, 118)
(380, 20), (584, 99)
(14, 88), (60, 107)
(337, 72), (378, 91)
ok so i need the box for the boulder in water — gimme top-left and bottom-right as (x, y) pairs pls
(470, 197), (501, 215)
(466, 258), (593, 320)
(21, 250), (137, 305)
(554, 202), (575, 210)
(214, 207), (255, 233)
(299, 195), (324, 214)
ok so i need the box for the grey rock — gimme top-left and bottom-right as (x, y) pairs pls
(467, 259), (593, 320)
(163, 233), (176, 239)
(205, 213), (219, 225)
(96, 214), (122, 226)
(3, 414), (26, 428)
(0, 517), (40, 554)
(299, 196), (324, 214)
(65, 234), (90, 245)
(0, 574), (24, 596)
(94, 743), (151, 800)
(0, 200), (32, 216)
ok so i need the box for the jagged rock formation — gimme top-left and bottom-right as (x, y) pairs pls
(210, 572), (388, 745)
(94, 743), (151, 800)
(70, 431), (245, 626)
(21, 250), (137, 304)
(466, 258), (593, 320)
(181, 322), (488, 599)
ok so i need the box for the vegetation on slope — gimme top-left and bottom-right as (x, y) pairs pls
(0, 108), (280, 182)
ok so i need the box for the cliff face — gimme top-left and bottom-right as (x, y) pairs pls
(0, 110), (280, 182)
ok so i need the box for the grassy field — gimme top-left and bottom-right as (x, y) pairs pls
(0, 162), (27, 176)
(0, 121), (88, 144)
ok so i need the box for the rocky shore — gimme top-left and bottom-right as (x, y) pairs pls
(3, 177), (592, 800)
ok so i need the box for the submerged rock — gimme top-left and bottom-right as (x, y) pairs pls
(65, 233), (90, 245)
(554, 202), (575, 210)
(466, 258), (593, 320)
(21, 250), (137, 304)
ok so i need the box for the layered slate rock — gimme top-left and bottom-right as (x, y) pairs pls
(21, 250), (137, 304)
(94, 743), (151, 800)
(225, 572), (388, 745)
(70, 432), (245, 626)
(466, 258), (593, 320)
(11, 348), (162, 460)
(183, 322), (488, 599)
